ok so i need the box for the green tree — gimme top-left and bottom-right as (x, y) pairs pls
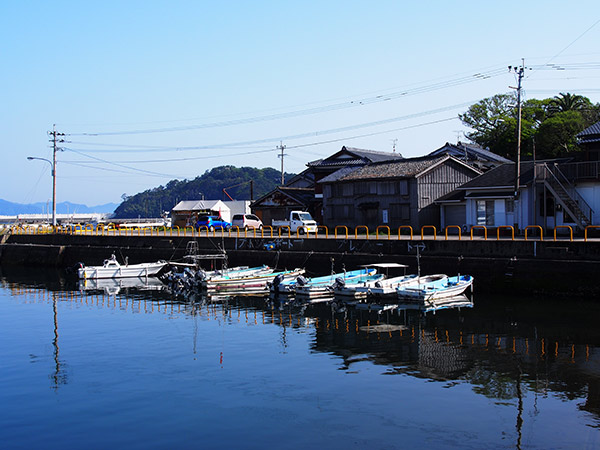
(536, 110), (586, 158)
(459, 92), (599, 160)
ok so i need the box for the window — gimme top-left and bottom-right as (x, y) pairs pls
(505, 199), (514, 213)
(399, 180), (408, 196)
(342, 183), (353, 197)
(476, 200), (494, 226)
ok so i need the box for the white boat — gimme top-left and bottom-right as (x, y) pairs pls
(295, 268), (377, 299)
(204, 268), (305, 292)
(334, 263), (415, 300)
(336, 274), (419, 299)
(77, 254), (168, 279)
(397, 275), (474, 302)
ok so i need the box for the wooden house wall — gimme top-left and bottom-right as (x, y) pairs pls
(322, 160), (479, 229)
(416, 163), (478, 227)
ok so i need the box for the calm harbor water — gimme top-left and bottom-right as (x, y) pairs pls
(1, 267), (599, 449)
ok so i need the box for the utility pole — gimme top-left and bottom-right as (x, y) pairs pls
(277, 141), (286, 186)
(47, 125), (65, 227)
(509, 61), (527, 199)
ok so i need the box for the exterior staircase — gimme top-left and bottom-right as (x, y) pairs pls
(540, 163), (593, 229)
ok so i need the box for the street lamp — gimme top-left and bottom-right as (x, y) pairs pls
(27, 156), (56, 226)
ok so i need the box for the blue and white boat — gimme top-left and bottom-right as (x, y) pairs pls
(396, 274), (474, 302)
(294, 268), (378, 299)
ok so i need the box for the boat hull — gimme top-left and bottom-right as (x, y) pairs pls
(78, 262), (167, 279)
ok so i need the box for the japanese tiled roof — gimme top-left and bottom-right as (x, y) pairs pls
(577, 121), (600, 144)
(277, 187), (314, 204)
(429, 142), (511, 163)
(329, 155), (450, 181)
(307, 146), (403, 168)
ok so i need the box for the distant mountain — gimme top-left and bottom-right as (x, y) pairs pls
(0, 199), (118, 215)
(114, 165), (294, 219)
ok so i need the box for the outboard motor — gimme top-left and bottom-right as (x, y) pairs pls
(271, 273), (286, 293)
(333, 277), (345, 290)
(295, 275), (308, 287)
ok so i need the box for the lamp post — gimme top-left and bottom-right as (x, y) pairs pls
(27, 156), (56, 226)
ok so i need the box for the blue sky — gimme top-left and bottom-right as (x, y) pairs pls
(2, 1), (599, 207)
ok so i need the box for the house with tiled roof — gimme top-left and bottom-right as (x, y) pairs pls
(438, 155), (600, 232)
(320, 155), (481, 229)
(577, 120), (600, 161)
(252, 146), (402, 225)
(428, 141), (511, 171)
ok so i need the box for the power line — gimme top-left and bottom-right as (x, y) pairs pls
(68, 67), (507, 136)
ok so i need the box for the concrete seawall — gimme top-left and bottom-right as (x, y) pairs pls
(2, 233), (600, 297)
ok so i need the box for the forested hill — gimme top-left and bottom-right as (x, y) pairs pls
(113, 166), (295, 219)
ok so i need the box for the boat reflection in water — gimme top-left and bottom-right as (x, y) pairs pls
(78, 276), (166, 296)
(3, 270), (600, 449)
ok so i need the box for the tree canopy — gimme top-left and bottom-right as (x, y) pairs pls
(459, 92), (600, 160)
(113, 166), (295, 219)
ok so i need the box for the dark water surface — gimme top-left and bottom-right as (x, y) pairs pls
(1, 267), (599, 449)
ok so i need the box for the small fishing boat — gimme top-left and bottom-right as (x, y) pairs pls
(332, 273), (387, 298)
(295, 268), (378, 299)
(198, 265), (273, 282)
(204, 268), (305, 292)
(77, 254), (168, 279)
(396, 274), (473, 302)
(334, 263), (415, 300)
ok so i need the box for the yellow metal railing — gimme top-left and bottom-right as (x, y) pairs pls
(335, 226), (348, 239)
(355, 225), (369, 240)
(420, 225), (436, 240)
(470, 225), (487, 240)
(554, 225), (573, 241)
(376, 226), (390, 240)
(584, 225), (600, 242)
(445, 225), (461, 240)
(497, 225), (514, 241)
(398, 226), (413, 240)
(525, 225), (543, 241)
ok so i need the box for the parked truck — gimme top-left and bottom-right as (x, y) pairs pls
(271, 211), (318, 234)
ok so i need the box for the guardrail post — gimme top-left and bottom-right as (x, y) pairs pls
(278, 226), (291, 238)
(376, 226), (390, 240)
(444, 225), (461, 240)
(585, 225), (600, 242)
(334, 226), (348, 239)
(496, 225), (514, 240)
(524, 225), (543, 241)
(554, 225), (573, 241)
(316, 225), (328, 239)
(470, 225), (487, 240)
(397, 226), (413, 240)
(420, 225), (437, 240)
(355, 225), (369, 240)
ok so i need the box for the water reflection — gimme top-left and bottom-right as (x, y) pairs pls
(2, 270), (600, 433)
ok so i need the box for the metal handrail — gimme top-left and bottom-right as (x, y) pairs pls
(542, 163), (593, 224)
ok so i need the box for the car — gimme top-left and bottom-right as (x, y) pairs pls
(195, 215), (232, 231)
(231, 213), (263, 230)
